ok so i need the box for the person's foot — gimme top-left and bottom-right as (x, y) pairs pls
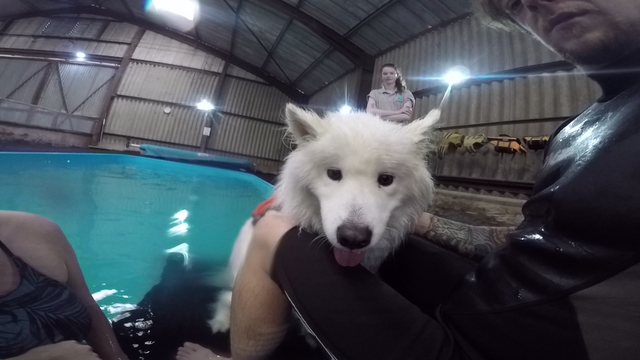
(176, 342), (231, 360)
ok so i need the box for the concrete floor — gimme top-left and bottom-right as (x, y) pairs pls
(430, 189), (525, 227)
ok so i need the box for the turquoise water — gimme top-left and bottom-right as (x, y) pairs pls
(0, 153), (272, 317)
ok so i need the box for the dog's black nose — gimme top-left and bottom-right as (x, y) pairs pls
(337, 225), (372, 250)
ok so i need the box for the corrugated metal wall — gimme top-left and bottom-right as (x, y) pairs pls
(415, 69), (600, 185)
(219, 78), (292, 123)
(119, 62), (219, 105)
(0, 58), (49, 104)
(373, 16), (561, 92)
(39, 63), (116, 117)
(105, 97), (205, 147)
(362, 14), (603, 195)
(1, 16), (295, 172)
(102, 32), (293, 171)
(414, 70), (601, 127)
(0, 57), (115, 119)
(210, 114), (288, 160)
(308, 68), (361, 112)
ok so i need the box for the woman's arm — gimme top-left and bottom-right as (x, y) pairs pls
(46, 222), (129, 360)
(366, 97), (400, 117)
(384, 101), (413, 122)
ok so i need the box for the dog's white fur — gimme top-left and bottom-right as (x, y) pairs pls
(209, 104), (440, 333)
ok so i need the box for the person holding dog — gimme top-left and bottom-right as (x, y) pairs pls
(366, 63), (416, 124)
(179, 0), (640, 359)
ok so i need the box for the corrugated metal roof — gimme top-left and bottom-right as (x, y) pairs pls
(299, 0), (389, 35)
(308, 68), (361, 111)
(118, 61), (219, 106)
(219, 77), (292, 122)
(105, 97), (206, 146)
(269, 21), (330, 81)
(348, 0), (469, 54)
(227, 64), (267, 83)
(5, 0), (477, 96)
(133, 31), (226, 72)
(99, 22), (139, 43)
(195, 0), (236, 51)
(234, 0), (288, 57)
(0, 0), (36, 18)
(3, 17), (49, 35)
(296, 50), (353, 94)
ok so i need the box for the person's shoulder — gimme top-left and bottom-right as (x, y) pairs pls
(0, 211), (67, 248)
(368, 88), (382, 96)
(402, 89), (414, 97)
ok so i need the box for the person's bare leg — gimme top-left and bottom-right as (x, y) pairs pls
(176, 342), (229, 360)
(230, 213), (295, 360)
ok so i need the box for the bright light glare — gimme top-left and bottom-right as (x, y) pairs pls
(92, 289), (117, 301)
(443, 70), (467, 85)
(171, 209), (189, 224)
(76, 52), (86, 59)
(152, 0), (196, 20)
(339, 105), (352, 114)
(196, 99), (215, 111)
(168, 223), (189, 237)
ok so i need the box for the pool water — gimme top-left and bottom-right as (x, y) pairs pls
(0, 153), (272, 317)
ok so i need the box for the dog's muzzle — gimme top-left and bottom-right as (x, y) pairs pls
(337, 224), (372, 250)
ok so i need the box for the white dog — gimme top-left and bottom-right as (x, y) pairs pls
(209, 103), (441, 333)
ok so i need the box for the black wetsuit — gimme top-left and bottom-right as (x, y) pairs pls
(273, 49), (640, 360)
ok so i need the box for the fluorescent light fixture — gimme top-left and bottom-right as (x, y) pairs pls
(196, 99), (215, 111)
(152, 0), (197, 20)
(339, 105), (352, 114)
(76, 52), (86, 59)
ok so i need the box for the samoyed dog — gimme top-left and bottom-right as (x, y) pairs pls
(210, 103), (441, 333)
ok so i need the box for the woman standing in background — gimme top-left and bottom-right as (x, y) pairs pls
(366, 63), (415, 124)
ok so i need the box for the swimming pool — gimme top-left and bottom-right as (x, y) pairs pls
(0, 152), (272, 318)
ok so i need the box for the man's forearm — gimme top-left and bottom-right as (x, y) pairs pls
(414, 213), (515, 258)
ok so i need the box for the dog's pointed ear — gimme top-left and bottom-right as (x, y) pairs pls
(404, 108), (441, 145)
(285, 103), (325, 143)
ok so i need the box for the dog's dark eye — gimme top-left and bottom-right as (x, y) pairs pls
(327, 169), (342, 181)
(378, 174), (394, 187)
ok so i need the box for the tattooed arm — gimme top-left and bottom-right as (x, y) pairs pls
(413, 212), (516, 259)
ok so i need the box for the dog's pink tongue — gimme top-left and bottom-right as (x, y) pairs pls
(333, 248), (365, 267)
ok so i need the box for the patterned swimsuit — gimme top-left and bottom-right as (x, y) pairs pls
(0, 240), (91, 358)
